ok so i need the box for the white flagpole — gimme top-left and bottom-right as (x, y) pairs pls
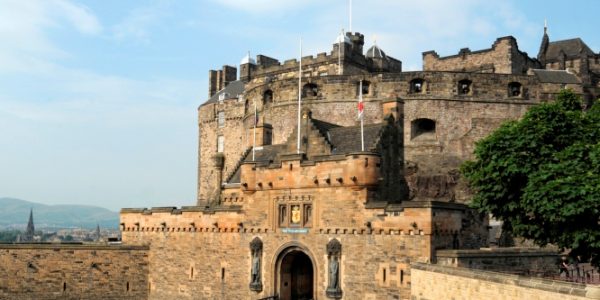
(252, 100), (257, 161)
(338, 29), (343, 75)
(297, 38), (302, 154)
(360, 80), (364, 151)
(349, 0), (352, 33)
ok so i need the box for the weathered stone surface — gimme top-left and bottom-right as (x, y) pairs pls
(0, 244), (149, 300)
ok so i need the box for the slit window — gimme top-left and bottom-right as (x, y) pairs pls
(302, 83), (319, 97)
(410, 78), (425, 93)
(217, 135), (224, 153)
(411, 118), (436, 140)
(458, 79), (472, 95)
(508, 82), (522, 97)
(217, 111), (225, 127)
(263, 90), (273, 105)
(221, 268), (225, 281)
(357, 80), (370, 95)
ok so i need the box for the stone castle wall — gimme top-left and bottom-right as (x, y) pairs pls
(0, 244), (149, 300)
(197, 70), (575, 204)
(411, 263), (600, 300)
(422, 37), (540, 74)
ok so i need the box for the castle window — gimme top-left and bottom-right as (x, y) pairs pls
(458, 79), (472, 95)
(508, 82), (522, 97)
(263, 90), (273, 105)
(410, 78), (425, 93)
(217, 111), (225, 127)
(411, 118), (436, 140)
(302, 83), (319, 97)
(303, 204), (312, 226)
(357, 80), (370, 95)
(217, 135), (224, 153)
(244, 99), (249, 114)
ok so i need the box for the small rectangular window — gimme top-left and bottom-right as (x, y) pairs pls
(217, 136), (224, 153)
(217, 111), (225, 128)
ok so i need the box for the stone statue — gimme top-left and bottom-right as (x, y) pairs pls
(326, 239), (342, 298)
(251, 252), (260, 284)
(249, 237), (263, 291)
(328, 256), (339, 289)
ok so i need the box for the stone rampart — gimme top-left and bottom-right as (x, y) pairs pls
(411, 262), (600, 300)
(0, 243), (149, 300)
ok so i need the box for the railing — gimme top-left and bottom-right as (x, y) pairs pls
(496, 264), (600, 285)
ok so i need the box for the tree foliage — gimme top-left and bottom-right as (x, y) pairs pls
(462, 90), (600, 264)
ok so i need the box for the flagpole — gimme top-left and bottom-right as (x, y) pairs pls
(252, 100), (257, 161)
(349, 0), (352, 33)
(360, 80), (364, 151)
(297, 38), (302, 154)
(338, 29), (343, 75)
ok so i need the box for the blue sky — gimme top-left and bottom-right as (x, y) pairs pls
(1, 0), (598, 211)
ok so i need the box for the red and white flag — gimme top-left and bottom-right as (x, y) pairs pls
(357, 80), (364, 119)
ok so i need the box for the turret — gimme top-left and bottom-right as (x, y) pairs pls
(537, 21), (549, 64)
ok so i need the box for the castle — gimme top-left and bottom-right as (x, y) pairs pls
(2, 27), (600, 300)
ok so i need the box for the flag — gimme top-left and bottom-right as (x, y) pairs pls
(357, 80), (364, 119)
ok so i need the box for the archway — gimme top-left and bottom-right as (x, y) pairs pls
(276, 247), (314, 300)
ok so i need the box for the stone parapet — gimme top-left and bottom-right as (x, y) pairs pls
(411, 262), (599, 300)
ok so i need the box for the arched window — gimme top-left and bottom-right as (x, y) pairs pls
(357, 80), (370, 95)
(263, 90), (273, 105)
(411, 118), (436, 140)
(302, 83), (319, 97)
(508, 82), (522, 97)
(458, 79), (472, 95)
(410, 78), (425, 94)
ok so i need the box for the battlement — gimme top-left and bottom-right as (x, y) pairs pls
(238, 32), (401, 84)
(423, 36), (540, 74)
(239, 152), (380, 193)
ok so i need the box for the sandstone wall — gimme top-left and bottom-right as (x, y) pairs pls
(122, 229), (425, 300)
(0, 244), (149, 300)
(422, 37), (539, 74)
(411, 263), (600, 300)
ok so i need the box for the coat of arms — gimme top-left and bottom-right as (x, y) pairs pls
(291, 205), (301, 224)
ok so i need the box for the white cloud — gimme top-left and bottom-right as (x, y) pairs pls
(0, 0), (102, 73)
(211, 0), (320, 14)
(112, 2), (170, 42)
(53, 0), (103, 35)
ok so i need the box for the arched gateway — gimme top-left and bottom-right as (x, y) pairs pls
(274, 245), (315, 300)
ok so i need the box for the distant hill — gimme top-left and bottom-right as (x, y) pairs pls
(0, 198), (119, 229)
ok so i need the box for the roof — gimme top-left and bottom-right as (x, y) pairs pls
(328, 123), (385, 154)
(203, 80), (245, 106)
(366, 45), (386, 59)
(226, 120), (386, 183)
(545, 38), (595, 60)
(240, 53), (256, 65)
(334, 32), (351, 44)
(532, 69), (580, 84)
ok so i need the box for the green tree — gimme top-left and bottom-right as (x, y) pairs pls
(462, 90), (600, 264)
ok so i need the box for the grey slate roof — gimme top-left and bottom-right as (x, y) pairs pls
(226, 120), (386, 183)
(366, 45), (387, 59)
(532, 69), (580, 84)
(203, 80), (245, 106)
(329, 123), (385, 154)
(545, 38), (595, 60)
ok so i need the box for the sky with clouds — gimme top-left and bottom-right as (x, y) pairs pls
(1, 0), (598, 211)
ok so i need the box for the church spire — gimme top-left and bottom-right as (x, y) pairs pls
(537, 19), (549, 64)
(24, 208), (35, 242)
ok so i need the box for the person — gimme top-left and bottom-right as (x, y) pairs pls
(559, 256), (570, 278)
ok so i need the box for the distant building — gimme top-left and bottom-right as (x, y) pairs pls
(21, 209), (35, 242)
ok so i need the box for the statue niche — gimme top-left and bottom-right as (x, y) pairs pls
(326, 239), (342, 298)
(249, 237), (263, 291)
